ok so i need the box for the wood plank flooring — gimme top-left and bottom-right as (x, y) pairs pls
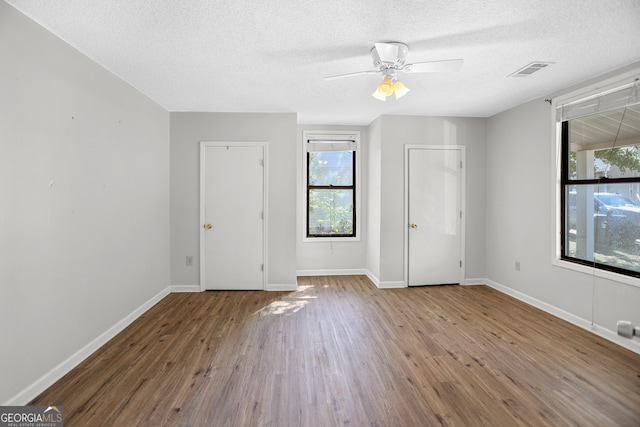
(31, 276), (640, 426)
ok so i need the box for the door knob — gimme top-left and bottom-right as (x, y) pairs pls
(410, 223), (418, 229)
(205, 223), (212, 229)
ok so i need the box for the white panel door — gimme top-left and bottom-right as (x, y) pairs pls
(202, 144), (265, 290)
(408, 147), (463, 286)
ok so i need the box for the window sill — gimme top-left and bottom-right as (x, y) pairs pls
(302, 236), (361, 243)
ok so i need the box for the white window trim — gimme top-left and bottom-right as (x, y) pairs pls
(551, 68), (640, 288)
(301, 130), (361, 243)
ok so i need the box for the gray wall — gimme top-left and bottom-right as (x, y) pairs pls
(3, 0), (639, 406)
(366, 118), (383, 279)
(170, 113), (298, 288)
(486, 84), (640, 347)
(370, 115), (487, 285)
(0, 2), (170, 404)
(296, 124), (369, 273)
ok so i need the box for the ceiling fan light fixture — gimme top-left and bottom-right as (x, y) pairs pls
(393, 81), (409, 99)
(373, 78), (409, 101)
(372, 89), (387, 101)
(378, 77), (394, 96)
(325, 41), (463, 102)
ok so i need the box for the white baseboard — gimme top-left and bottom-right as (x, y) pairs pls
(482, 278), (590, 327)
(377, 281), (407, 289)
(364, 270), (407, 289)
(365, 270), (380, 287)
(296, 270), (405, 289)
(4, 286), (171, 406)
(463, 278), (490, 286)
(296, 268), (368, 277)
(590, 324), (640, 354)
(266, 283), (298, 291)
(171, 283), (298, 292)
(481, 278), (640, 355)
(170, 285), (201, 292)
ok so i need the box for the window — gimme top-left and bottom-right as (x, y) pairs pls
(559, 80), (640, 277)
(303, 132), (359, 239)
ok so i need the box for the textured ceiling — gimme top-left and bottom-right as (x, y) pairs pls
(5, 0), (640, 125)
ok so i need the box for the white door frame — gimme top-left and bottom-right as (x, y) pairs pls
(199, 141), (268, 291)
(404, 145), (466, 286)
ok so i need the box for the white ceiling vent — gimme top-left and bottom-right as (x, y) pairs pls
(509, 62), (554, 77)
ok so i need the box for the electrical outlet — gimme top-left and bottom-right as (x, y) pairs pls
(515, 261), (520, 271)
(186, 256), (193, 267)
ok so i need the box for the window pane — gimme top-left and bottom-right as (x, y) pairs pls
(565, 183), (640, 274)
(593, 146), (640, 179)
(309, 151), (353, 186)
(568, 105), (640, 180)
(308, 189), (353, 236)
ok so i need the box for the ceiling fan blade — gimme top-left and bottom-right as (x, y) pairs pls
(323, 70), (379, 81)
(374, 43), (400, 63)
(403, 59), (463, 73)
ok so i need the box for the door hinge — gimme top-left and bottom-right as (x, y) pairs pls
(260, 211), (264, 220)
(460, 260), (462, 268)
(460, 210), (462, 219)
(261, 264), (264, 271)
(260, 158), (264, 166)
(460, 160), (463, 169)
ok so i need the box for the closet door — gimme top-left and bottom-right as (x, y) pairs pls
(408, 147), (463, 286)
(201, 143), (265, 290)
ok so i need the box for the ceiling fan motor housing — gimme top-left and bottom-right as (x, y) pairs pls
(371, 42), (409, 76)
(322, 41), (462, 83)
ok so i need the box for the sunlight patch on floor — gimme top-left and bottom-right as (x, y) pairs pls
(256, 300), (308, 316)
(255, 284), (316, 316)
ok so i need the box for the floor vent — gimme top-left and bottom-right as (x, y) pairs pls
(509, 62), (553, 77)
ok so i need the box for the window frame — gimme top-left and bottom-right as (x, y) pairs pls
(554, 72), (640, 284)
(302, 131), (361, 242)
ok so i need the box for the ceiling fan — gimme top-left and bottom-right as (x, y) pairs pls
(324, 42), (463, 101)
